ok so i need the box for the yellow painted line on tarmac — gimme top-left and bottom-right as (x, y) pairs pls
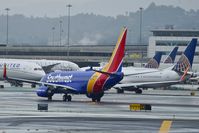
(159, 120), (172, 133)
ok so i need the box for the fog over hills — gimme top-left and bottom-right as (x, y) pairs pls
(0, 3), (199, 46)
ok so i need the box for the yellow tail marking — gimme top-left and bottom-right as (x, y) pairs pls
(159, 120), (172, 133)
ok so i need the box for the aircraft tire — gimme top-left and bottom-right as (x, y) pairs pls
(92, 98), (96, 102)
(96, 98), (101, 102)
(91, 97), (101, 102)
(117, 89), (124, 94)
(135, 89), (142, 94)
(67, 95), (72, 102)
(63, 95), (72, 102)
(31, 84), (36, 88)
(47, 88), (54, 101)
(48, 96), (52, 101)
(63, 95), (67, 101)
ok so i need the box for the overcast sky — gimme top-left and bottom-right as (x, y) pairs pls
(0, 0), (199, 17)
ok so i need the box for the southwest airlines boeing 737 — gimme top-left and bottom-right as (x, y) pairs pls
(4, 28), (127, 102)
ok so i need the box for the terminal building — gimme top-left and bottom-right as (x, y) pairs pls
(0, 44), (147, 67)
(148, 29), (199, 63)
(1, 28), (199, 68)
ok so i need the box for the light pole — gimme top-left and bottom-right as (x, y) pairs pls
(59, 20), (62, 46)
(139, 7), (143, 45)
(52, 27), (55, 46)
(66, 4), (72, 57)
(5, 8), (10, 45)
(139, 7), (143, 67)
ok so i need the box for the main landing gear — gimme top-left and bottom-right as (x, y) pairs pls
(92, 97), (101, 102)
(47, 88), (53, 101)
(135, 89), (142, 94)
(89, 92), (104, 102)
(63, 94), (72, 102)
(48, 95), (52, 101)
(117, 89), (124, 94)
(47, 94), (72, 102)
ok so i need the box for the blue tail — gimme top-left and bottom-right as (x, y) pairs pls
(173, 38), (197, 72)
(145, 52), (162, 68)
(163, 46), (178, 64)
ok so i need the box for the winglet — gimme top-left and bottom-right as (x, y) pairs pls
(3, 63), (7, 79)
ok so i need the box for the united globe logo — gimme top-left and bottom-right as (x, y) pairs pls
(173, 54), (190, 72)
(145, 59), (159, 68)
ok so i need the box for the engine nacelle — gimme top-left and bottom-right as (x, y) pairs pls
(86, 92), (104, 99)
(36, 86), (49, 97)
(191, 73), (198, 78)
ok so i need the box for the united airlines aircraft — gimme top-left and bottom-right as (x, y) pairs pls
(0, 59), (79, 73)
(163, 46), (178, 64)
(0, 60), (45, 87)
(114, 38), (197, 94)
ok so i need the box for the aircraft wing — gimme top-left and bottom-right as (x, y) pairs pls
(125, 70), (159, 76)
(42, 63), (61, 73)
(5, 76), (77, 91)
(114, 80), (181, 89)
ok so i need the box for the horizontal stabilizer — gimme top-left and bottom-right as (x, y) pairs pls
(91, 68), (120, 76)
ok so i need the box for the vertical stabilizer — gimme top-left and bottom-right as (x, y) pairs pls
(145, 52), (162, 68)
(163, 46), (178, 64)
(3, 63), (7, 79)
(173, 38), (197, 72)
(102, 27), (127, 73)
(87, 27), (127, 94)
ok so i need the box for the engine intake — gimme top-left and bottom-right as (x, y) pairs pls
(36, 86), (49, 97)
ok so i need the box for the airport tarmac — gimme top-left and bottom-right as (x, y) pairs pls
(0, 87), (199, 133)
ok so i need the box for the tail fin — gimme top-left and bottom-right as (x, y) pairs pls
(173, 38), (197, 72)
(145, 52), (162, 68)
(163, 46), (178, 64)
(3, 63), (7, 79)
(101, 27), (127, 73)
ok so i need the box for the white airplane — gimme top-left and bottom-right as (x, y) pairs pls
(0, 59), (80, 74)
(0, 60), (45, 87)
(114, 38), (197, 94)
